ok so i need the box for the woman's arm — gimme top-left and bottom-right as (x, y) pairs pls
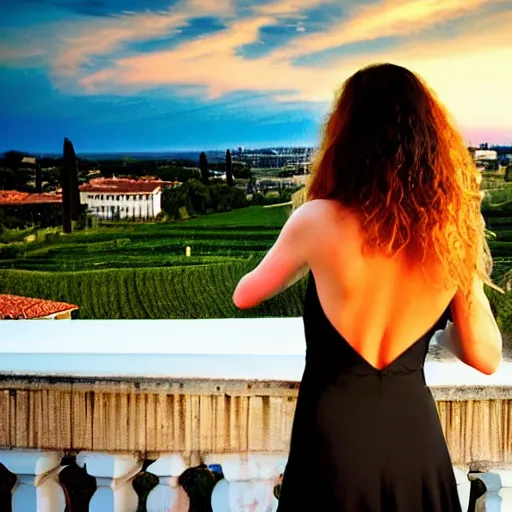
(232, 202), (313, 309)
(446, 274), (502, 375)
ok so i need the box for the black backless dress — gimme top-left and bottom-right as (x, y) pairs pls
(276, 272), (462, 512)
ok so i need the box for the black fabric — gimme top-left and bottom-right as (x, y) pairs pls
(276, 272), (461, 512)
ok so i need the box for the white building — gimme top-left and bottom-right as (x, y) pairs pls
(474, 149), (498, 161)
(80, 178), (166, 220)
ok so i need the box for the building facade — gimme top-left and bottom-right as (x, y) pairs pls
(79, 178), (167, 220)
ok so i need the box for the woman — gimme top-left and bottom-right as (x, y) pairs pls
(232, 63), (503, 511)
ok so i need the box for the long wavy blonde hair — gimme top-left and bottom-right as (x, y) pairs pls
(308, 63), (503, 300)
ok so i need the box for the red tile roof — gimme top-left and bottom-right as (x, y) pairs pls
(80, 178), (166, 194)
(0, 191), (62, 205)
(0, 294), (78, 320)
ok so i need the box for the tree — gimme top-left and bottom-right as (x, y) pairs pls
(232, 162), (251, 179)
(505, 164), (512, 183)
(162, 179), (212, 219)
(63, 138), (81, 221)
(61, 137), (82, 232)
(61, 141), (72, 233)
(225, 149), (234, 187)
(3, 150), (26, 171)
(35, 163), (42, 193)
(199, 152), (209, 185)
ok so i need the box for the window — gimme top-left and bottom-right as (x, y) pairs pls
(116, 195), (120, 201)
(101, 195), (104, 200)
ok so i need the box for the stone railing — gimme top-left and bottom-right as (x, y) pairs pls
(0, 318), (511, 511)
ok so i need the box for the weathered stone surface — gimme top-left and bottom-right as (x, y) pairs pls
(0, 375), (510, 469)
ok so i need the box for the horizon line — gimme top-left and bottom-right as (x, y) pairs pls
(3, 142), (512, 157)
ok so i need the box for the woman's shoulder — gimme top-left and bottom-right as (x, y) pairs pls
(294, 198), (353, 221)
(291, 199), (360, 251)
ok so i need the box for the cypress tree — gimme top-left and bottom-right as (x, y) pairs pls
(63, 138), (81, 221)
(35, 162), (42, 193)
(199, 152), (209, 185)
(226, 149), (233, 187)
(61, 139), (72, 233)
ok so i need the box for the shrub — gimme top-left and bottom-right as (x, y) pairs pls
(162, 179), (248, 219)
(0, 243), (24, 259)
(209, 184), (248, 212)
(505, 164), (512, 183)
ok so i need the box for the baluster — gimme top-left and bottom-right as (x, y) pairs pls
(208, 454), (287, 512)
(470, 470), (512, 511)
(59, 460), (97, 512)
(132, 464), (158, 512)
(0, 462), (17, 512)
(0, 450), (65, 512)
(270, 474), (283, 512)
(179, 464), (217, 511)
(146, 454), (189, 512)
(76, 452), (142, 512)
(453, 466), (471, 512)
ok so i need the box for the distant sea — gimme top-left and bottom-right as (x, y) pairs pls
(30, 150), (228, 162)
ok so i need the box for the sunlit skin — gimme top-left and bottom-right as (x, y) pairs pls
(232, 201), (312, 310)
(233, 64), (502, 374)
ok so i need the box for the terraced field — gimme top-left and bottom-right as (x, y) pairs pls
(0, 205), (303, 318)
(0, 263), (307, 319)
(0, 206), (289, 272)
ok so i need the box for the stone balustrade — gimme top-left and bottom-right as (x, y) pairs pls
(0, 318), (511, 511)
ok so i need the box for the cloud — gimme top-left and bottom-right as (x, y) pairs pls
(186, 0), (235, 17)
(1, 0), (511, 138)
(50, 11), (190, 79)
(19, 0), (235, 83)
(0, 44), (45, 63)
(253, 0), (327, 17)
(79, 1), (511, 95)
(268, 0), (510, 61)
(79, 14), (331, 101)
(78, 0), (332, 97)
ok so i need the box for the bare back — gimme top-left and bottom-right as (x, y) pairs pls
(306, 200), (457, 371)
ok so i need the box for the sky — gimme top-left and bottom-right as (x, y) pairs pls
(1, 0), (511, 154)
(2, 319), (511, 384)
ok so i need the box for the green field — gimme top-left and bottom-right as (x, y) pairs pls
(0, 263), (307, 319)
(0, 206), (289, 272)
(1, 199), (512, 328)
(0, 205), (302, 318)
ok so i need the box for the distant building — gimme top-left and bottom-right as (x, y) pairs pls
(0, 191), (62, 228)
(79, 177), (176, 220)
(0, 191), (62, 206)
(474, 150), (498, 161)
(20, 156), (37, 166)
(0, 294), (78, 320)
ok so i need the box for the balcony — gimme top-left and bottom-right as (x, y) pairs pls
(0, 318), (511, 511)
